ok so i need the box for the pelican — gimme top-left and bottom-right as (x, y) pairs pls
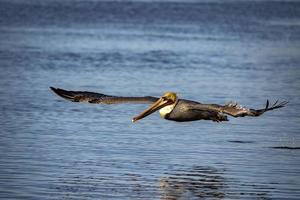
(50, 87), (287, 123)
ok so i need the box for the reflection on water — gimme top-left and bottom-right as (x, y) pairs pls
(51, 165), (275, 199)
(159, 166), (278, 200)
(160, 166), (225, 200)
(45, 164), (281, 199)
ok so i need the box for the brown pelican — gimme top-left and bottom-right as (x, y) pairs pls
(50, 87), (287, 123)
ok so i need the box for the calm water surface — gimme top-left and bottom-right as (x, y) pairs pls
(0, 0), (300, 199)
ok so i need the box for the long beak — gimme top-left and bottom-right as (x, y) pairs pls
(132, 98), (172, 123)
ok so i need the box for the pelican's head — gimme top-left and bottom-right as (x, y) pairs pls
(132, 92), (178, 123)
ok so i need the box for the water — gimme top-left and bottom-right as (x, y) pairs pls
(0, 0), (300, 199)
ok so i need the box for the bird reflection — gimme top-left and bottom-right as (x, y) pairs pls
(159, 166), (225, 200)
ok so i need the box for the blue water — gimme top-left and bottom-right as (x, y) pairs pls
(0, 0), (300, 199)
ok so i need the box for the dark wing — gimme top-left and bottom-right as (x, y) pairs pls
(203, 100), (288, 118)
(50, 87), (159, 104)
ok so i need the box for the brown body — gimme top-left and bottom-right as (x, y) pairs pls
(164, 99), (228, 122)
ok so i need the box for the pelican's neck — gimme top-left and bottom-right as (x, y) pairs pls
(159, 100), (178, 118)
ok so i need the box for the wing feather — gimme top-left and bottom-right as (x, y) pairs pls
(221, 100), (288, 117)
(192, 100), (288, 118)
(50, 87), (159, 104)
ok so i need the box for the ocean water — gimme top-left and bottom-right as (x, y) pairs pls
(0, 0), (300, 199)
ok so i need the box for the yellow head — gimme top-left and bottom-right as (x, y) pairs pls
(161, 92), (177, 103)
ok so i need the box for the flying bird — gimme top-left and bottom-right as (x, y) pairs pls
(50, 87), (287, 123)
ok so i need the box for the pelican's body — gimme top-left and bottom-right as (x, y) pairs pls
(50, 87), (287, 123)
(160, 99), (228, 122)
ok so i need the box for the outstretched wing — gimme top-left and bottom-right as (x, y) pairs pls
(220, 100), (288, 117)
(207, 100), (288, 117)
(50, 87), (159, 104)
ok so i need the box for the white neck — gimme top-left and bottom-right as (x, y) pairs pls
(159, 101), (177, 118)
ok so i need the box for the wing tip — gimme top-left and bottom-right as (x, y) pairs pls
(265, 99), (269, 111)
(50, 86), (75, 101)
(50, 86), (63, 97)
(49, 86), (59, 95)
(49, 86), (57, 93)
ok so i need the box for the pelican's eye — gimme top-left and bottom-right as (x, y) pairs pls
(162, 97), (167, 101)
